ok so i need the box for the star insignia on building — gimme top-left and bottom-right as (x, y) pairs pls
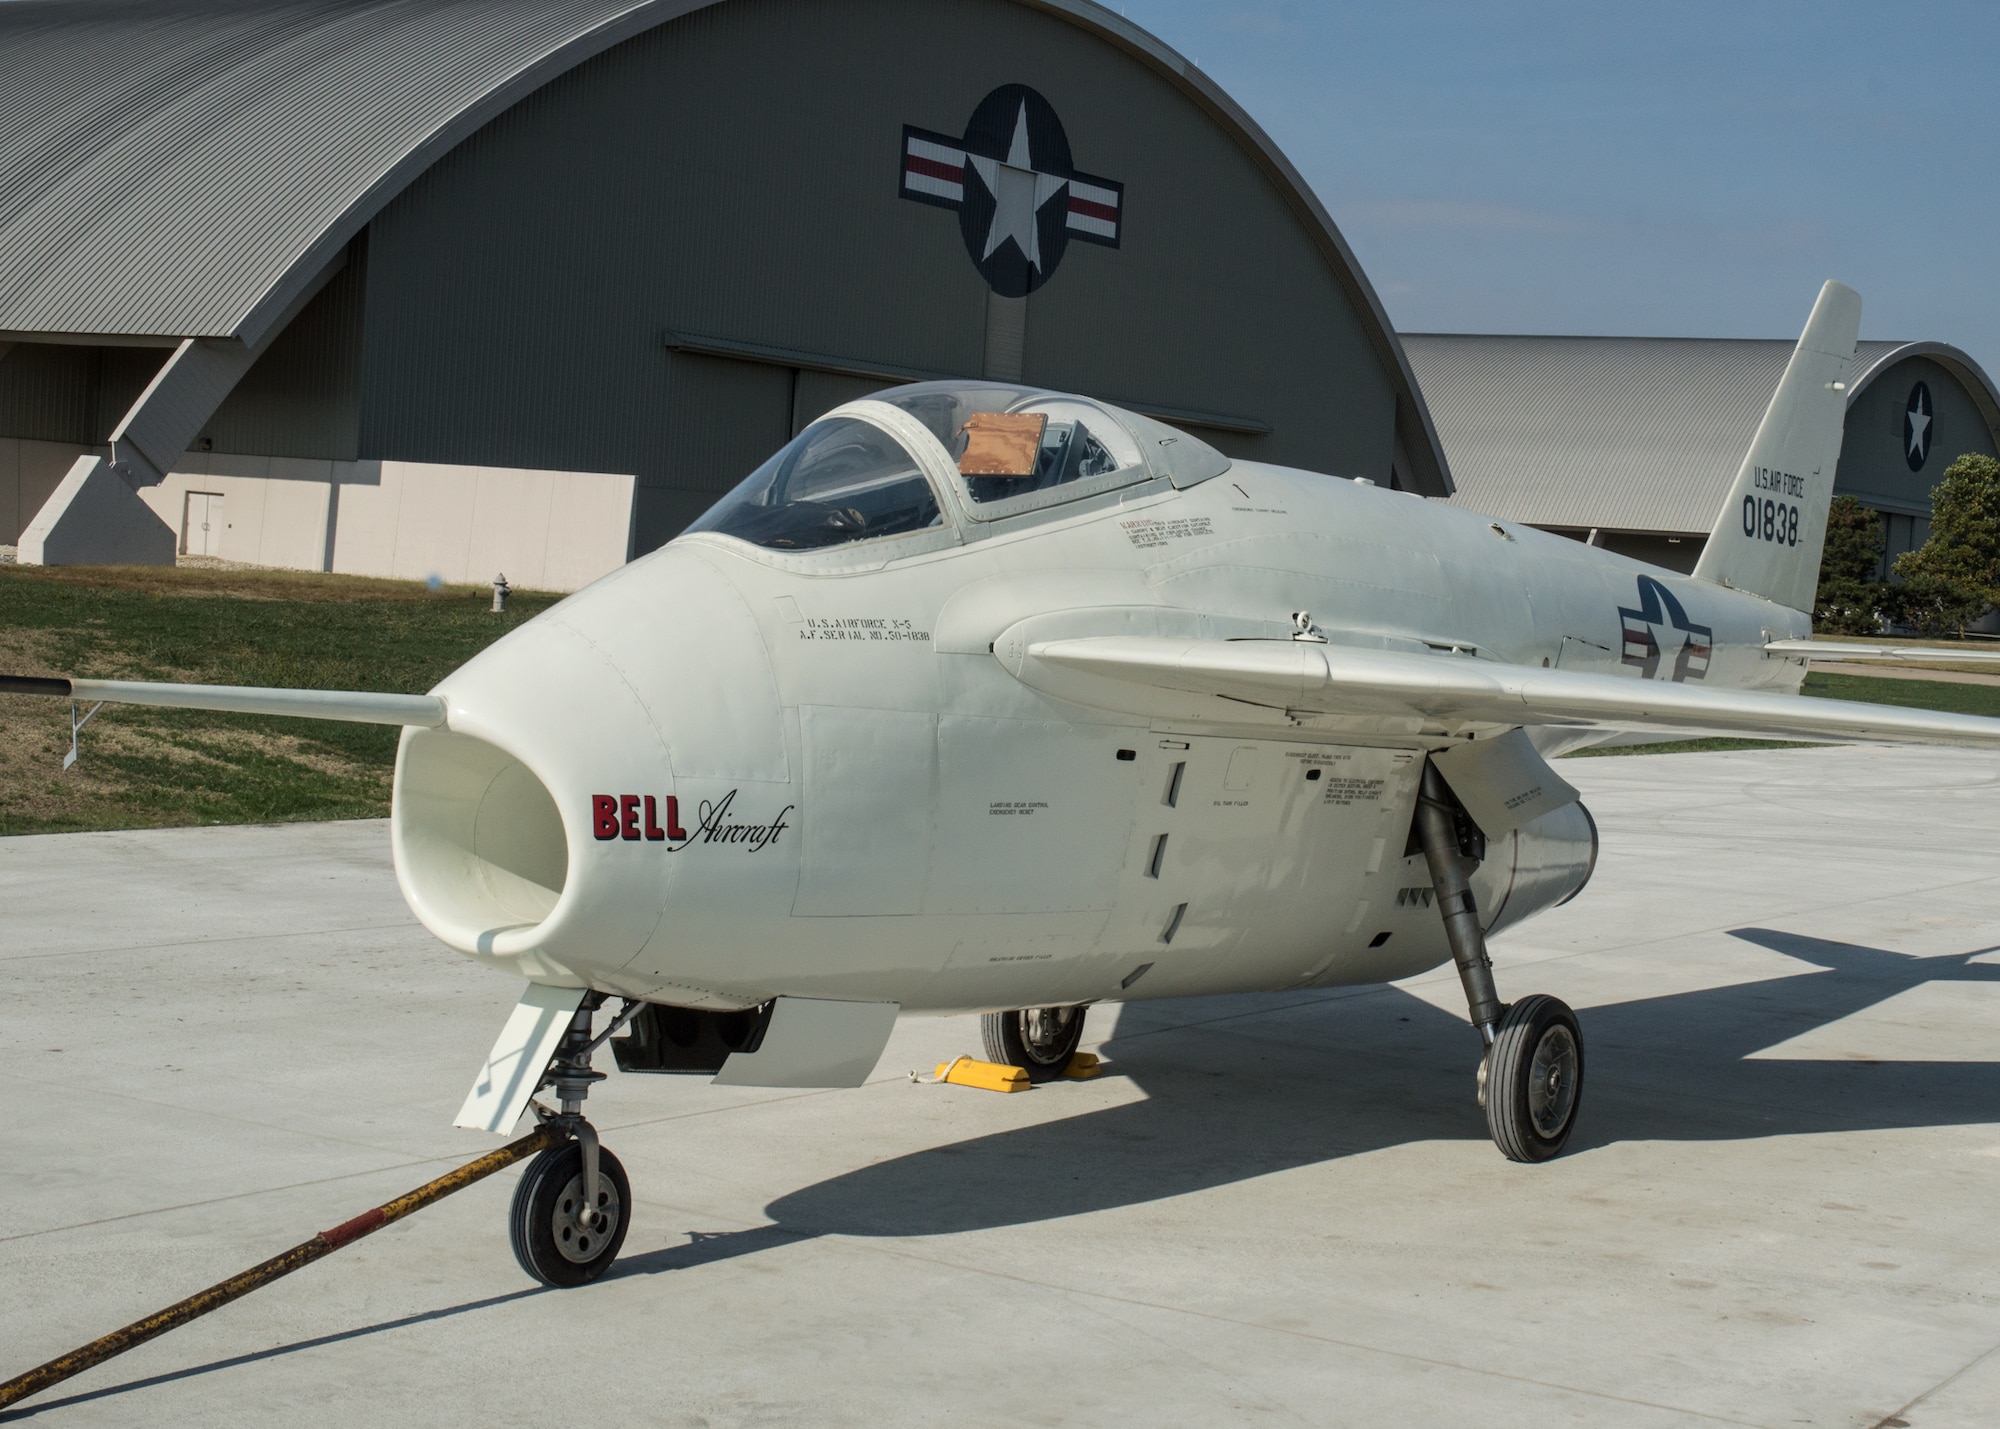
(899, 83), (1123, 298)
(1905, 381), (1932, 472)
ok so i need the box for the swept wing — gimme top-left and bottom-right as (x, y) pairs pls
(1004, 637), (2000, 749)
(0, 674), (445, 727)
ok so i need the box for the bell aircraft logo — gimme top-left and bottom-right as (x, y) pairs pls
(1906, 381), (1933, 472)
(591, 791), (792, 852)
(1619, 575), (1713, 682)
(899, 83), (1123, 297)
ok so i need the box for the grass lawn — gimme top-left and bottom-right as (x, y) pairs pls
(1802, 669), (2000, 718)
(0, 564), (561, 835)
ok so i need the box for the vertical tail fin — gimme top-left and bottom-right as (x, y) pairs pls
(1691, 280), (1861, 612)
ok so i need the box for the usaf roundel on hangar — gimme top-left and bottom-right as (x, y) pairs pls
(900, 84), (1123, 297)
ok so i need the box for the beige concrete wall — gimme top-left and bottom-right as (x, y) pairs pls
(141, 455), (337, 568)
(1, 438), (100, 543)
(135, 455), (633, 591)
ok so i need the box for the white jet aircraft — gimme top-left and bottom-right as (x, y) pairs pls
(13, 280), (2000, 1286)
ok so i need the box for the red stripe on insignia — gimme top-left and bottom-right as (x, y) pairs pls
(906, 156), (964, 183)
(1067, 196), (1118, 223)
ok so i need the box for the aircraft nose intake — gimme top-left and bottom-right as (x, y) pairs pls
(395, 723), (571, 945)
(392, 611), (673, 977)
(391, 546), (789, 983)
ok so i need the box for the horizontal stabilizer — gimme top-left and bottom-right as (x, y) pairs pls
(1765, 641), (2000, 665)
(1002, 636), (2000, 750)
(0, 674), (447, 727)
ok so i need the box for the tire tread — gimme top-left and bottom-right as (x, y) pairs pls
(1484, 994), (1583, 1164)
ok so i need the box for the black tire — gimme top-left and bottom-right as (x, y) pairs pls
(509, 1141), (631, 1287)
(1484, 994), (1584, 1163)
(980, 1006), (1087, 1083)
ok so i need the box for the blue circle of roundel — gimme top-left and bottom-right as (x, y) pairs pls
(956, 86), (1076, 298)
(899, 84), (1124, 299)
(1905, 381), (1933, 472)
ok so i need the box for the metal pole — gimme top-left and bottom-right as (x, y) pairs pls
(1414, 761), (1504, 1044)
(0, 1122), (562, 1412)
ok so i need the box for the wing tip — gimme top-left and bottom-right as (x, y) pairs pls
(0, 673), (74, 698)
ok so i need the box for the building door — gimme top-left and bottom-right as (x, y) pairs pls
(181, 491), (224, 556)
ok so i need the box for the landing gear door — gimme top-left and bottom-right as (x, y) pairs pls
(713, 996), (899, 1087)
(455, 982), (587, 1135)
(1429, 728), (1580, 841)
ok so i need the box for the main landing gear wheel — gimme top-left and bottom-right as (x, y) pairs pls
(510, 1141), (631, 1287)
(1483, 994), (1584, 1163)
(982, 1005), (1087, 1083)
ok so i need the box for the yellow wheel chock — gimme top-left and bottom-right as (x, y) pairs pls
(935, 1056), (1030, 1091)
(933, 1052), (1105, 1091)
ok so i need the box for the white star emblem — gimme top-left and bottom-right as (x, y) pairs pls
(1907, 395), (1931, 461)
(966, 102), (1068, 271)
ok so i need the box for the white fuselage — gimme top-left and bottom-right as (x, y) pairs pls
(389, 447), (1808, 1015)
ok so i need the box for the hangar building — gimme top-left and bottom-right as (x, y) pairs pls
(1409, 334), (2000, 576)
(0, 0), (1449, 589)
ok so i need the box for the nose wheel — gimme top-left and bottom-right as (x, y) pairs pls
(509, 993), (642, 1286)
(510, 1140), (631, 1287)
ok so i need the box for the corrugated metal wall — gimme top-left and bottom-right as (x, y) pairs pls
(0, 341), (166, 445)
(198, 240), (367, 461)
(344, 0), (1399, 552)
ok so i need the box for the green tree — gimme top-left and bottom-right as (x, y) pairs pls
(1893, 453), (2000, 635)
(1813, 495), (1887, 634)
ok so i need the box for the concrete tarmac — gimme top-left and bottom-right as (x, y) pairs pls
(4, 744), (2000, 1427)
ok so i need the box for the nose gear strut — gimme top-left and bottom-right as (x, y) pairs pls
(513, 993), (642, 1285)
(1413, 759), (1586, 1162)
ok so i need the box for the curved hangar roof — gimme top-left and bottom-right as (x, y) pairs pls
(0, 0), (1449, 494)
(1407, 333), (2000, 534)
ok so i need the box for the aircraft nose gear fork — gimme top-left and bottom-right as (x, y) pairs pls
(512, 993), (639, 1286)
(1414, 761), (1585, 1163)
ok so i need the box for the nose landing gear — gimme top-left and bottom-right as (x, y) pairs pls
(511, 995), (636, 1286)
(1415, 762), (1585, 1162)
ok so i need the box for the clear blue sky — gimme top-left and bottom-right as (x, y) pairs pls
(1115, 1), (1999, 372)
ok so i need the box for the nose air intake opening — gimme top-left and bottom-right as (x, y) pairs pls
(395, 728), (569, 949)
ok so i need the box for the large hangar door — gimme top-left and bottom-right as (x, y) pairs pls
(643, 352), (793, 553)
(792, 371), (887, 434)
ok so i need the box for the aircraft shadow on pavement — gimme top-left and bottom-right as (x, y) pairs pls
(21, 928), (1995, 1416)
(618, 927), (2000, 1275)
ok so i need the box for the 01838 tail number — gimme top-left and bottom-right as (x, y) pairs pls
(1743, 495), (1798, 547)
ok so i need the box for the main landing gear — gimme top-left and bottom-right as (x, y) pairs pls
(982, 1005), (1088, 1083)
(512, 994), (635, 1286)
(1415, 762), (1584, 1162)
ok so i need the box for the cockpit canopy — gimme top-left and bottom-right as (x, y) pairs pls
(686, 381), (1230, 553)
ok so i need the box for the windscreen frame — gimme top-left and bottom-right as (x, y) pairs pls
(677, 402), (962, 570)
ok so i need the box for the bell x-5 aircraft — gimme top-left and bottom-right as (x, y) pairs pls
(12, 280), (2000, 1287)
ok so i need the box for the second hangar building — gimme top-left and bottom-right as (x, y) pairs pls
(0, 0), (1447, 588)
(1409, 334), (2000, 575)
